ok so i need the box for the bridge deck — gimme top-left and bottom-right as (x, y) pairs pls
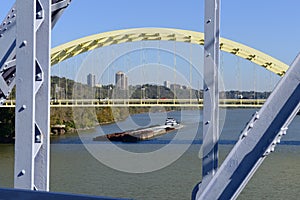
(0, 99), (266, 108)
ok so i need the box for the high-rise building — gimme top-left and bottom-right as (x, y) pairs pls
(164, 80), (170, 88)
(87, 73), (96, 87)
(115, 71), (128, 90)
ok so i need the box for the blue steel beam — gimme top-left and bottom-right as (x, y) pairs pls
(14, 0), (51, 191)
(194, 53), (300, 199)
(202, 0), (220, 188)
(0, 188), (132, 200)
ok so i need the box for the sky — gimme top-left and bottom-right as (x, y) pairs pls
(1, 0), (300, 91)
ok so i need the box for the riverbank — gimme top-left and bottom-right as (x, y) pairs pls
(0, 106), (182, 143)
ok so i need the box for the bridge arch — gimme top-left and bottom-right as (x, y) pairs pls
(51, 27), (288, 76)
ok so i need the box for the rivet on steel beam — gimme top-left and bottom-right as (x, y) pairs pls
(205, 121), (210, 125)
(206, 19), (212, 24)
(19, 105), (27, 112)
(249, 123), (254, 128)
(36, 73), (42, 81)
(20, 40), (27, 48)
(0, 34), (3, 38)
(206, 53), (211, 57)
(35, 135), (41, 143)
(36, 11), (42, 19)
(277, 138), (281, 144)
(254, 112), (260, 120)
(243, 131), (248, 137)
(283, 131), (287, 135)
(205, 87), (210, 91)
(18, 169), (25, 177)
(270, 146), (275, 152)
(281, 129), (287, 135)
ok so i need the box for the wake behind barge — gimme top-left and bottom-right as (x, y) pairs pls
(93, 118), (183, 143)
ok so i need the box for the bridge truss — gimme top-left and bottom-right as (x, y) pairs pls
(0, 0), (299, 199)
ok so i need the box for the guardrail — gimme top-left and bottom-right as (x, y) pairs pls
(0, 99), (266, 108)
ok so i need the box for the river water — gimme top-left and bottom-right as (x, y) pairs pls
(0, 109), (299, 199)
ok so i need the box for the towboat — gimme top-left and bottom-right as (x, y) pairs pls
(165, 117), (179, 126)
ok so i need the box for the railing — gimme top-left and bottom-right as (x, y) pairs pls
(0, 99), (266, 108)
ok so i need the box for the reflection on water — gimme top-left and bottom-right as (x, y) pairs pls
(0, 109), (299, 199)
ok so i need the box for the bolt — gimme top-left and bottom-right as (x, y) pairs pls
(243, 132), (248, 137)
(282, 130), (287, 135)
(206, 19), (212, 24)
(22, 105), (26, 109)
(20, 40), (27, 48)
(277, 138), (281, 144)
(270, 147), (275, 152)
(249, 123), (254, 128)
(205, 87), (210, 91)
(205, 121), (210, 125)
(36, 11), (42, 19)
(254, 112), (260, 120)
(18, 169), (26, 177)
(36, 73), (42, 80)
(35, 135), (41, 143)
(206, 53), (211, 57)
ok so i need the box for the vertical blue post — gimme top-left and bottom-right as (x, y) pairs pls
(192, 2), (220, 198)
(202, 0), (220, 187)
(15, 0), (51, 191)
(15, 0), (37, 190)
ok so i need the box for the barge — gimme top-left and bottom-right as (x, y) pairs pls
(93, 118), (183, 142)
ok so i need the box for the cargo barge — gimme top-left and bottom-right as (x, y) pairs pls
(93, 118), (183, 142)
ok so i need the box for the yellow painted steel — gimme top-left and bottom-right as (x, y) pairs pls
(51, 28), (288, 76)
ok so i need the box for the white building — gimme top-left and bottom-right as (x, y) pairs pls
(87, 73), (96, 87)
(164, 80), (170, 88)
(115, 71), (128, 90)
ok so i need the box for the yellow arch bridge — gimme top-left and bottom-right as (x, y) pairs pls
(3, 28), (288, 108)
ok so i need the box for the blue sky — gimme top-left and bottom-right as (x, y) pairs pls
(1, 0), (300, 91)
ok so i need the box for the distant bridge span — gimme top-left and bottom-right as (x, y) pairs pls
(1, 98), (266, 108)
(51, 28), (288, 76)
